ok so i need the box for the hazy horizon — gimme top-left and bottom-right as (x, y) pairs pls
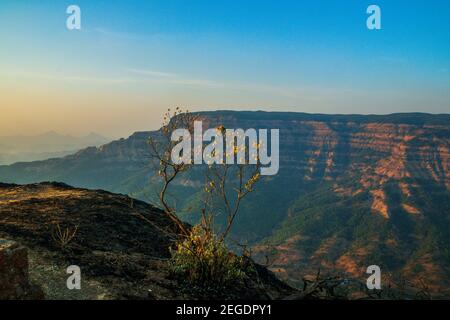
(1, 0), (449, 138)
(1, 108), (449, 141)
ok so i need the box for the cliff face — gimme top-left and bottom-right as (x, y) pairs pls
(0, 111), (449, 294)
(198, 112), (449, 192)
(2, 112), (448, 196)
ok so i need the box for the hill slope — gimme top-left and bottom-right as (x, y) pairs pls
(0, 182), (293, 299)
(0, 111), (449, 293)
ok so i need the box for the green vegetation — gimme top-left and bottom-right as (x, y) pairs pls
(169, 225), (251, 287)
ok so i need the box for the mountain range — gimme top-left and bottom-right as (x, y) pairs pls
(0, 111), (449, 295)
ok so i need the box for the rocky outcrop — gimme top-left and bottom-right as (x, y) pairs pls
(0, 239), (44, 299)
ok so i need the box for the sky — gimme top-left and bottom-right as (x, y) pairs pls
(0, 0), (449, 138)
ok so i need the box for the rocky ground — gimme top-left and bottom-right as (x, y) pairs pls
(0, 182), (295, 300)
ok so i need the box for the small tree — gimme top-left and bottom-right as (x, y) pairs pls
(148, 107), (198, 236)
(202, 159), (261, 242)
(149, 108), (261, 287)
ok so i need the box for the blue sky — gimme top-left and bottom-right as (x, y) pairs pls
(0, 0), (449, 137)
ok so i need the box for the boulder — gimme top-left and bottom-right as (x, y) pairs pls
(0, 239), (44, 300)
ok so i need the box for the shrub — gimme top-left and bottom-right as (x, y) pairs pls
(169, 225), (250, 288)
(51, 223), (78, 250)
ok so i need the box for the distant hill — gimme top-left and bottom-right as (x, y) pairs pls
(0, 111), (448, 295)
(0, 131), (111, 165)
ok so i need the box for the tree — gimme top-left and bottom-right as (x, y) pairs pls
(148, 108), (262, 287)
(148, 107), (198, 236)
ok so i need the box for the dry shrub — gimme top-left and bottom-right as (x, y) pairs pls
(169, 225), (250, 288)
(51, 223), (78, 250)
